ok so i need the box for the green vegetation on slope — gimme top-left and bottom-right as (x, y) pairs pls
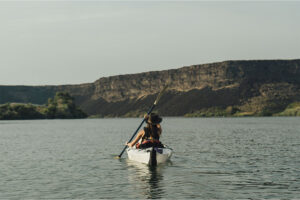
(44, 92), (87, 119)
(275, 102), (300, 116)
(0, 92), (87, 120)
(183, 102), (300, 117)
(184, 106), (240, 117)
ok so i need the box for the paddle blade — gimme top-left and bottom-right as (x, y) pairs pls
(154, 84), (168, 105)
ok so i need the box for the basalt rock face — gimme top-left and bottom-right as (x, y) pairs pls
(1, 59), (300, 117)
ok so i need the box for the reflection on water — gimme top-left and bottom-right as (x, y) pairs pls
(126, 160), (170, 199)
(0, 118), (299, 199)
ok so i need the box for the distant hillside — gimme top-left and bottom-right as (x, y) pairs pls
(1, 59), (300, 117)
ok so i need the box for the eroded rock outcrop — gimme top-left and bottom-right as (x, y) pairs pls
(1, 59), (300, 117)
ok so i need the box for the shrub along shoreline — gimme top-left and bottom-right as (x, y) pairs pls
(0, 92), (87, 120)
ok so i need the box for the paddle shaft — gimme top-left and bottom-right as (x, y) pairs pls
(117, 104), (156, 158)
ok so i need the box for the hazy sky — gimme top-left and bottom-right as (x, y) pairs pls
(0, 1), (299, 85)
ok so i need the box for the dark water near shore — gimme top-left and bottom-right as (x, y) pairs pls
(0, 117), (299, 199)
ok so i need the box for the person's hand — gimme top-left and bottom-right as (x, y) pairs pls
(144, 114), (149, 119)
(125, 141), (132, 147)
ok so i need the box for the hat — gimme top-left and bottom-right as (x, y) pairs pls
(147, 113), (162, 125)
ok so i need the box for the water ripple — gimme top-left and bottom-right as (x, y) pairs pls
(0, 118), (299, 199)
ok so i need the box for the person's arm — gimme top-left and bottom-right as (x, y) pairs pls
(126, 129), (144, 147)
(157, 124), (162, 136)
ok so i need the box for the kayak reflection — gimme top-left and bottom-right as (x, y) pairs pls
(126, 160), (171, 199)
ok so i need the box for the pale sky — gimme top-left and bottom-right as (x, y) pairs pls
(0, 1), (299, 85)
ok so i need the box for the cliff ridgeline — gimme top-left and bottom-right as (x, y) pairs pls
(0, 59), (300, 117)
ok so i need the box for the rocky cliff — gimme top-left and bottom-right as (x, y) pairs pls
(1, 59), (300, 117)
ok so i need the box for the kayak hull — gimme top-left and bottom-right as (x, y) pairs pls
(127, 147), (172, 165)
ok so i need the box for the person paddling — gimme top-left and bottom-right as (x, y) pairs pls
(126, 113), (164, 149)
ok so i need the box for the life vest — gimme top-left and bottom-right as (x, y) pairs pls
(142, 126), (160, 141)
(136, 126), (161, 148)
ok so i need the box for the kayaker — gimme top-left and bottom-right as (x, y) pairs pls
(126, 113), (164, 149)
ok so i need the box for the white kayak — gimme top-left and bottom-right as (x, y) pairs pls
(126, 146), (173, 166)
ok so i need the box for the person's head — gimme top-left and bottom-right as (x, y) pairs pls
(146, 113), (162, 125)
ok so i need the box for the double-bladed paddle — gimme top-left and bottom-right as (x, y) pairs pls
(115, 84), (168, 159)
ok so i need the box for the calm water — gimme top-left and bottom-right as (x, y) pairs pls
(0, 117), (299, 199)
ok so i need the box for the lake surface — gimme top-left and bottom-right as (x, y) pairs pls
(0, 117), (299, 199)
